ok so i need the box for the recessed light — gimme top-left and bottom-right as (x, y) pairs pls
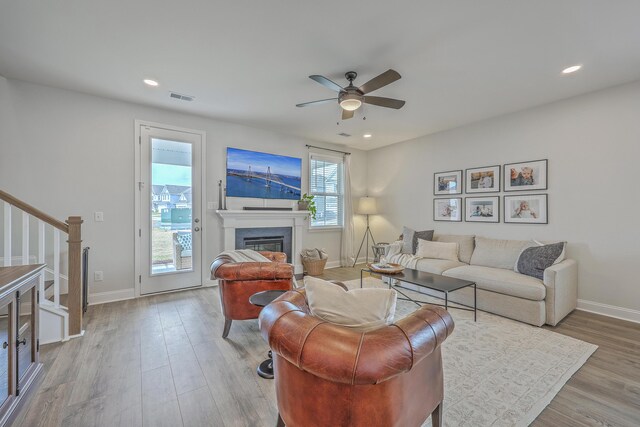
(143, 79), (159, 87)
(363, 133), (372, 138)
(562, 65), (582, 74)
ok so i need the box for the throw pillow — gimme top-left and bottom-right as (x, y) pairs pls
(304, 276), (397, 332)
(401, 226), (435, 254)
(515, 242), (566, 279)
(401, 226), (415, 254)
(470, 236), (535, 270)
(434, 234), (475, 263)
(415, 239), (459, 261)
(533, 240), (566, 264)
(413, 230), (434, 253)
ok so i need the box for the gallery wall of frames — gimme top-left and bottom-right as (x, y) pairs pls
(433, 159), (548, 224)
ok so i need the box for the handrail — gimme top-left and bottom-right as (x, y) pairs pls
(0, 189), (69, 233)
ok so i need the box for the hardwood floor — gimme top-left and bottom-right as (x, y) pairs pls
(12, 265), (640, 427)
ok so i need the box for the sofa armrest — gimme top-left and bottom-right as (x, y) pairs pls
(384, 241), (403, 257)
(213, 262), (294, 281)
(543, 259), (578, 326)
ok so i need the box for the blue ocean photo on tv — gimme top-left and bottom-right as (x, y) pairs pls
(226, 147), (302, 200)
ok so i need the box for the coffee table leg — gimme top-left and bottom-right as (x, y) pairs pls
(257, 350), (274, 379)
(474, 283), (477, 322)
(445, 292), (448, 311)
(360, 270), (363, 288)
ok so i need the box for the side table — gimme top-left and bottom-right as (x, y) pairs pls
(371, 243), (389, 263)
(249, 289), (288, 379)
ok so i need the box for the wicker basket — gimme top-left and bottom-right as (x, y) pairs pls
(302, 257), (327, 276)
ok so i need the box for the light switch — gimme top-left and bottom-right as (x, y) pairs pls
(94, 211), (104, 222)
(207, 202), (216, 210)
(94, 271), (104, 281)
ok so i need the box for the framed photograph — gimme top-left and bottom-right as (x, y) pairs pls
(465, 165), (500, 193)
(465, 197), (500, 223)
(504, 159), (548, 192)
(434, 170), (462, 195)
(434, 198), (462, 222)
(504, 194), (548, 224)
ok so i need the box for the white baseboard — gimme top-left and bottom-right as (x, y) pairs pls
(577, 299), (640, 324)
(89, 288), (136, 305)
(325, 260), (341, 269)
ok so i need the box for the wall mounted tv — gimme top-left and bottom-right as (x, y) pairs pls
(226, 147), (302, 200)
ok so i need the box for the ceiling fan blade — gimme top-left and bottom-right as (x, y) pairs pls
(342, 109), (354, 120)
(363, 96), (405, 109)
(309, 75), (344, 92)
(296, 98), (338, 108)
(358, 69), (401, 94)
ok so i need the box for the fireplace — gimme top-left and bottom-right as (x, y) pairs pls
(235, 227), (293, 263)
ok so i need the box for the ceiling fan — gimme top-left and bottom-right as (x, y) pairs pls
(296, 69), (405, 120)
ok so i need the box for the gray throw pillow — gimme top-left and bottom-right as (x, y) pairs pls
(401, 226), (415, 254)
(516, 242), (566, 279)
(401, 227), (434, 254)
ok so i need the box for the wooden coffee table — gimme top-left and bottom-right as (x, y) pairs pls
(361, 267), (477, 321)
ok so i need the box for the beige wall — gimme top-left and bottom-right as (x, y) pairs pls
(367, 80), (640, 315)
(0, 79), (367, 300)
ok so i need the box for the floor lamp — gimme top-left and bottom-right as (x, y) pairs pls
(353, 196), (377, 267)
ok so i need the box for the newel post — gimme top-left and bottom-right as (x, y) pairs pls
(67, 216), (83, 336)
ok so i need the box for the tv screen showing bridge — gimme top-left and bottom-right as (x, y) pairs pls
(226, 148), (302, 200)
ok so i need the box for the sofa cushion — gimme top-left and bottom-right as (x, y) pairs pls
(444, 265), (545, 301)
(470, 236), (535, 270)
(434, 234), (475, 264)
(416, 239), (459, 262)
(516, 242), (566, 279)
(305, 276), (397, 332)
(415, 258), (467, 275)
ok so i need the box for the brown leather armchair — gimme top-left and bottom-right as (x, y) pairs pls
(259, 289), (454, 427)
(211, 251), (294, 338)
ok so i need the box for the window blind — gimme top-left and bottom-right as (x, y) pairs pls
(309, 153), (344, 228)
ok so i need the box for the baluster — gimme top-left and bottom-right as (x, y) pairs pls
(3, 202), (10, 267)
(54, 228), (61, 307)
(22, 212), (29, 264)
(38, 221), (45, 303)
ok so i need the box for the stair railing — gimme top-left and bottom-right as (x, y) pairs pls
(0, 189), (83, 337)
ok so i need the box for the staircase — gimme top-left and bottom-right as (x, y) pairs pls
(0, 189), (84, 344)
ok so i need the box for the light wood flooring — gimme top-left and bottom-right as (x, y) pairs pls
(12, 265), (640, 427)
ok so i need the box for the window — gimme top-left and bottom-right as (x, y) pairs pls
(309, 153), (344, 228)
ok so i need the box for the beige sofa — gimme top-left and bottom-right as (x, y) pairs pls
(385, 234), (577, 326)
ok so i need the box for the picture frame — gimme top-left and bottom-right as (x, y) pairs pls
(434, 198), (462, 222)
(504, 194), (548, 224)
(465, 165), (500, 193)
(465, 196), (500, 223)
(434, 170), (462, 195)
(503, 159), (548, 192)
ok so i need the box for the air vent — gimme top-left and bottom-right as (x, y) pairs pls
(169, 92), (195, 102)
(338, 132), (351, 137)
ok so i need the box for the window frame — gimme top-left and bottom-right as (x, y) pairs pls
(308, 152), (344, 230)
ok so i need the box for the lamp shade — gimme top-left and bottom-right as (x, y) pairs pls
(357, 196), (378, 215)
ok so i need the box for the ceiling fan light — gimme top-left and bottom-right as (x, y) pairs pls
(339, 93), (362, 111)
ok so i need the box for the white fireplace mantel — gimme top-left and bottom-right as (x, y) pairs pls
(216, 210), (310, 274)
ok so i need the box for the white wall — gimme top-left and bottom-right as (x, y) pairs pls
(0, 79), (367, 300)
(367, 80), (640, 315)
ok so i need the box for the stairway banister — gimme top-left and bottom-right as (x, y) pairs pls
(0, 189), (69, 233)
(67, 216), (83, 336)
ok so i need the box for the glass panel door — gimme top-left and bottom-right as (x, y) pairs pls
(139, 125), (203, 295)
(0, 302), (10, 406)
(17, 288), (34, 380)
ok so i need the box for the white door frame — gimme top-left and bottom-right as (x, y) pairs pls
(134, 120), (207, 297)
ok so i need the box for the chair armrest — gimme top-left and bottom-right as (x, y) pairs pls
(543, 259), (578, 326)
(259, 289), (454, 385)
(258, 251), (287, 263)
(212, 262), (293, 281)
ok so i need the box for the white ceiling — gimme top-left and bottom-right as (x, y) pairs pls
(2, 1), (640, 150)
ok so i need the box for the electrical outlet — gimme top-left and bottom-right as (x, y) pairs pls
(94, 271), (104, 281)
(94, 211), (104, 222)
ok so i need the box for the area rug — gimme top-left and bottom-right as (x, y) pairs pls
(343, 277), (598, 427)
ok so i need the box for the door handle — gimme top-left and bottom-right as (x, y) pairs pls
(194, 218), (200, 223)
(194, 227), (200, 232)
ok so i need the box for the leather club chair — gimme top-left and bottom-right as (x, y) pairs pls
(259, 289), (454, 427)
(211, 251), (294, 338)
